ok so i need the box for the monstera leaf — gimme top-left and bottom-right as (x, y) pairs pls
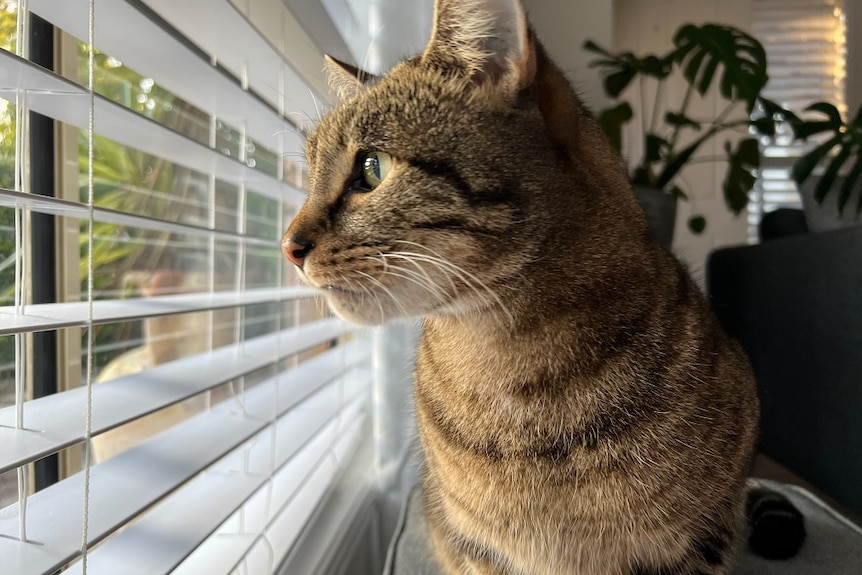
(597, 102), (634, 153)
(792, 102), (862, 215)
(672, 24), (768, 109)
(723, 138), (760, 214)
(584, 40), (673, 98)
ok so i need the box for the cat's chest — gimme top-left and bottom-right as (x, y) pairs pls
(414, 328), (596, 453)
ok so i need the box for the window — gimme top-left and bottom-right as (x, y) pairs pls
(749, 0), (848, 241)
(0, 1), (372, 573)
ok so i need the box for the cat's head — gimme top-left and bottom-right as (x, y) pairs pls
(282, 0), (624, 326)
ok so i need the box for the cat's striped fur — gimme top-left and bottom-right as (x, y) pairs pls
(283, 1), (760, 573)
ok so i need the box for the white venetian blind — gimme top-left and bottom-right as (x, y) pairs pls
(749, 0), (847, 241)
(0, 1), (373, 574)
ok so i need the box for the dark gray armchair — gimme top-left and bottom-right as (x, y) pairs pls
(707, 220), (862, 518)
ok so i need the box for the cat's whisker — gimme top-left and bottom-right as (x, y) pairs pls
(363, 255), (451, 304)
(378, 265), (450, 306)
(386, 248), (515, 326)
(307, 89), (323, 123)
(345, 275), (387, 320)
(271, 122), (306, 138)
(379, 252), (458, 296)
(385, 265), (449, 301)
(352, 272), (386, 318)
(395, 253), (513, 324)
(383, 250), (474, 289)
(352, 274), (386, 322)
(313, 294), (327, 318)
(354, 270), (411, 319)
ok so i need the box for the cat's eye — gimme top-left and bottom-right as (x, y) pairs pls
(361, 151), (393, 189)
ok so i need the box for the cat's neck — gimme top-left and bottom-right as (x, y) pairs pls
(421, 229), (679, 376)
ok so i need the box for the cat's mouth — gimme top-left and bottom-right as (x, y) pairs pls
(323, 284), (360, 296)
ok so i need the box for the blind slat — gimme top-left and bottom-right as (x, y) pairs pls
(0, 187), (285, 247)
(0, 48), (304, 206)
(70, 407), (368, 575)
(142, 0), (325, 126)
(0, 286), (316, 335)
(0, 368), (370, 575)
(27, 0), (306, 156)
(1, 3), (372, 573)
(0, 320), (359, 473)
(258, 415), (366, 572)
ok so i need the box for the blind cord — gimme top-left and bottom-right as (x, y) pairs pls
(14, 0), (30, 545)
(80, 0), (97, 570)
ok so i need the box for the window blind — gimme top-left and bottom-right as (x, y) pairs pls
(749, 0), (847, 241)
(0, 2), (373, 574)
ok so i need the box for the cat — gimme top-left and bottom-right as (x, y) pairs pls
(282, 0), (761, 573)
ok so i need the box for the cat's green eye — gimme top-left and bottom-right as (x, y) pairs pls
(361, 151), (393, 189)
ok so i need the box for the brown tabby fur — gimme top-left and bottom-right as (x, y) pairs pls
(283, 1), (759, 573)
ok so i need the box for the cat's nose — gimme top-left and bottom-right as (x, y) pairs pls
(283, 236), (315, 269)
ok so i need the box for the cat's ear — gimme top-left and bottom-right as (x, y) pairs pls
(324, 55), (377, 101)
(422, 0), (536, 90)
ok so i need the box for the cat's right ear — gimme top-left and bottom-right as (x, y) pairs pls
(422, 0), (536, 92)
(324, 55), (377, 101)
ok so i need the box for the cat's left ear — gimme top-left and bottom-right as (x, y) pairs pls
(422, 0), (536, 91)
(325, 55), (377, 101)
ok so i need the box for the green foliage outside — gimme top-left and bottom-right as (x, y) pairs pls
(77, 44), (210, 369)
(0, 21), (288, 373)
(0, 1), (18, 368)
(0, 0), (16, 53)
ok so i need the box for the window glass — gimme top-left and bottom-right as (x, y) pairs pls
(79, 46), (210, 146)
(0, 0), (17, 53)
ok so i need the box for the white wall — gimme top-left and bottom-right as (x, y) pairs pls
(523, 0), (615, 112)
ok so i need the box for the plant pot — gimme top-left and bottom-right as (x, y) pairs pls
(798, 177), (862, 233)
(633, 185), (677, 249)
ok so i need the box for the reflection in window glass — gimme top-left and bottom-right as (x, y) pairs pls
(78, 45), (210, 146)
(79, 220), (213, 300)
(216, 119), (242, 159)
(246, 191), (280, 240)
(247, 137), (280, 177)
(82, 300), (296, 464)
(73, 43), (305, 188)
(246, 244), (282, 290)
(84, 134), (249, 233)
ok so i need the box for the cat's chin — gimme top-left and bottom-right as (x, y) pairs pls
(323, 290), (405, 326)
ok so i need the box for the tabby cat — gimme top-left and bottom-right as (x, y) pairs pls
(282, 0), (760, 573)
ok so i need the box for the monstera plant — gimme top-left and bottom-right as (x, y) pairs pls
(585, 23), (777, 240)
(788, 100), (862, 221)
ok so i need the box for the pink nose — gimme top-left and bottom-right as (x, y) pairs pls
(282, 238), (314, 268)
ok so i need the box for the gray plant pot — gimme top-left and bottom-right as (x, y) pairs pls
(799, 177), (862, 233)
(633, 185), (677, 250)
